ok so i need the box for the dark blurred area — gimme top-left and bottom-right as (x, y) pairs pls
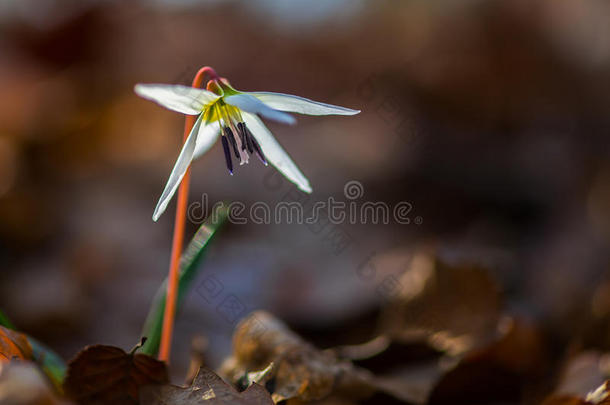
(0, 0), (609, 392)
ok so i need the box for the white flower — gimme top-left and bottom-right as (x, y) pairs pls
(135, 72), (360, 221)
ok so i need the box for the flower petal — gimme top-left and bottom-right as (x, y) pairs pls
(224, 94), (296, 125)
(153, 114), (203, 221)
(248, 91), (360, 116)
(135, 84), (221, 115)
(242, 112), (312, 193)
(193, 123), (221, 159)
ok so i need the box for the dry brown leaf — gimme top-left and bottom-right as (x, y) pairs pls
(333, 336), (447, 404)
(0, 325), (32, 363)
(222, 310), (543, 405)
(141, 367), (273, 405)
(335, 317), (543, 405)
(335, 335), (442, 374)
(221, 311), (375, 403)
(427, 317), (544, 404)
(63, 344), (168, 405)
(380, 253), (502, 356)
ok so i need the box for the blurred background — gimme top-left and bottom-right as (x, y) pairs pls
(0, 0), (609, 391)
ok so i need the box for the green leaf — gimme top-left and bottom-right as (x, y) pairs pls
(29, 336), (67, 391)
(140, 204), (229, 357)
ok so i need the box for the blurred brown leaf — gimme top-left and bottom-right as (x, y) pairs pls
(141, 367), (273, 405)
(0, 361), (71, 405)
(553, 352), (610, 399)
(0, 325), (33, 363)
(63, 344), (168, 405)
(221, 311), (375, 403)
(583, 381), (610, 404)
(335, 316), (544, 404)
(427, 317), (544, 404)
(543, 380), (610, 405)
(380, 253), (502, 356)
(333, 335), (445, 404)
(541, 353), (610, 405)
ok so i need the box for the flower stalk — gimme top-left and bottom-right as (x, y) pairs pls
(158, 67), (216, 363)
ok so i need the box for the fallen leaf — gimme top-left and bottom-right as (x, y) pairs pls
(0, 325), (32, 363)
(543, 380), (610, 405)
(554, 352), (610, 398)
(221, 311), (375, 403)
(333, 316), (544, 405)
(63, 343), (168, 405)
(379, 253), (502, 356)
(334, 335), (448, 404)
(335, 335), (441, 373)
(427, 317), (545, 404)
(586, 381), (610, 404)
(541, 352), (610, 405)
(141, 367), (273, 405)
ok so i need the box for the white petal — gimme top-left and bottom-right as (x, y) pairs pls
(242, 113), (312, 193)
(193, 123), (220, 159)
(248, 91), (360, 116)
(153, 114), (203, 221)
(135, 84), (220, 115)
(224, 94), (296, 125)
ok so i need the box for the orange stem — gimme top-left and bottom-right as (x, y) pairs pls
(158, 66), (217, 363)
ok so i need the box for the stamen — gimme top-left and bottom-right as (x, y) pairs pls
(220, 107), (248, 165)
(238, 122), (254, 153)
(246, 127), (268, 166)
(233, 130), (248, 165)
(238, 125), (247, 151)
(220, 135), (233, 175)
(224, 127), (240, 160)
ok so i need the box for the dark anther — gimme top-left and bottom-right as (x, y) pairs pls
(237, 122), (248, 151)
(224, 127), (240, 159)
(241, 123), (255, 154)
(220, 135), (233, 174)
(238, 122), (253, 153)
(247, 128), (267, 165)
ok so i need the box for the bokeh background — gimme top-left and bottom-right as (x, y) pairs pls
(1, 0), (610, 389)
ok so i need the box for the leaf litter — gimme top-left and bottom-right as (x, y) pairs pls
(3, 249), (610, 405)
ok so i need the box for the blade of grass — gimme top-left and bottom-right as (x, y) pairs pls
(140, 204), (228, 357)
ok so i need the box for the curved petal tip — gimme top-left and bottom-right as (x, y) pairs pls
(299, 184), (313, 193)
